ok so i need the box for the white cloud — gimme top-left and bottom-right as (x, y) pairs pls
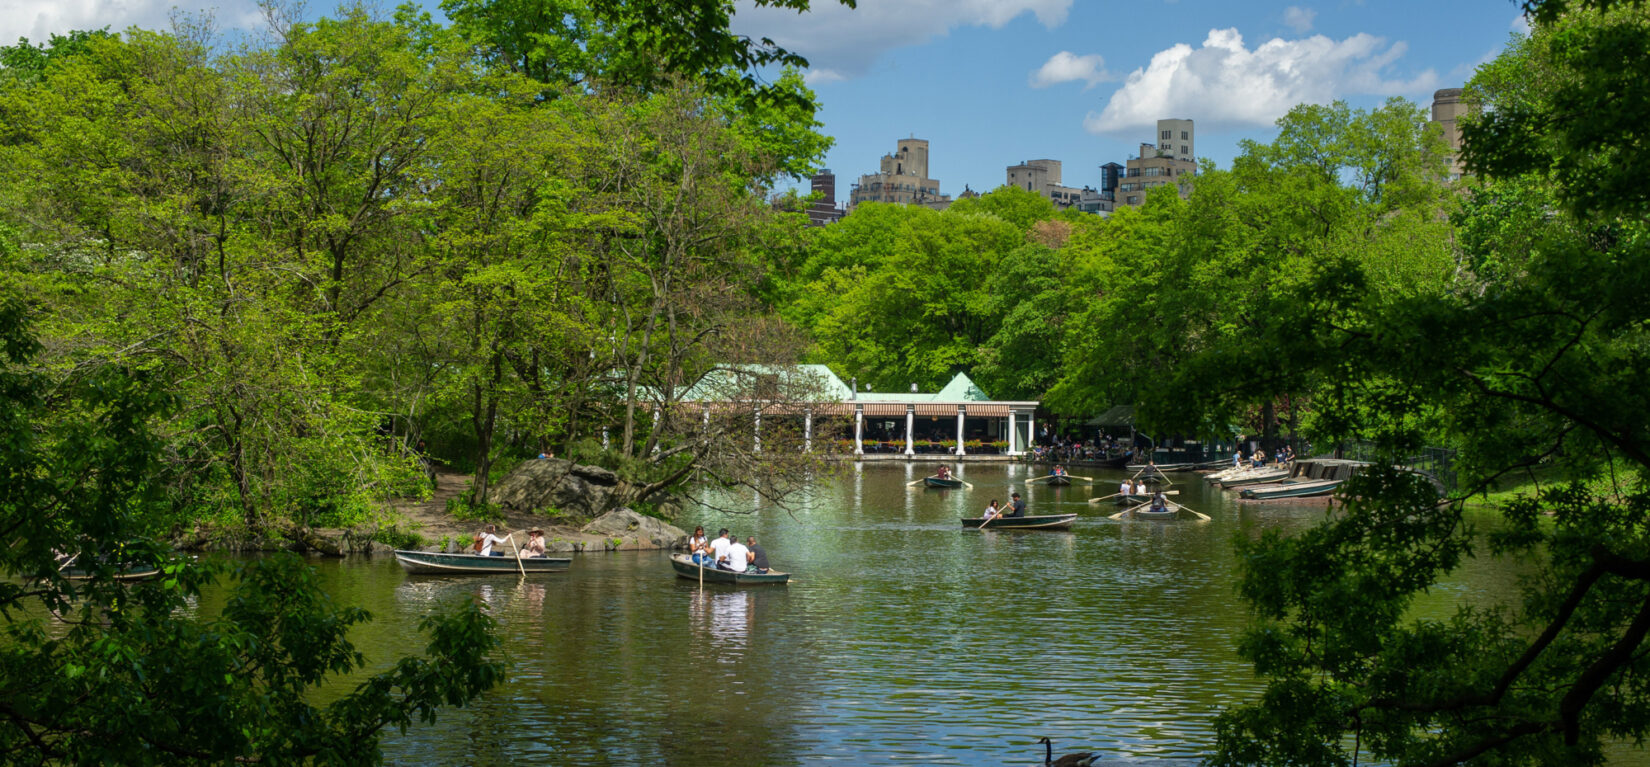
(1084, 28), (1439, 135)
(2, 0), (263, 46)
(1029, 51), (1112, 89)
(734, 0), (1072, 83)
(1283, 6), (1316, 34)
(1511, 13), (1532, 35)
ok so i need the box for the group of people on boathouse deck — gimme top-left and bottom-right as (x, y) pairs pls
(687, 527), (772, 574)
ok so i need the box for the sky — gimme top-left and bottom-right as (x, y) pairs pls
(3, 0), (1531, 199)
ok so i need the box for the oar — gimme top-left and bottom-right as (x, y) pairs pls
(1088, 492), (1122, 504)
(1175, 502), (1212, 521)
(1107, 508), (1130, 520)
(907, 476), (930, 487)
(959, 480), (974, 489)
(507, 533), (526, 577)
(1025, 475), (1052, 484)
(977, 512), (999, 532)
(1067, 474), (1095, 482)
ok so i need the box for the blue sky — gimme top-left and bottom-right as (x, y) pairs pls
(6, 0), (1529, 198)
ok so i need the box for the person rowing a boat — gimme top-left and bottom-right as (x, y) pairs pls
(718, 534), (752, 572)
(473, 524), (509, 557)
(1118, 479), (1132, 497)
(936, 465), (953, 480)
(1149, 492), (1169, 514)
(1050, 465), (1067, 477)
(1006, 493), (1026, 518)
(519, 529), (546, 558)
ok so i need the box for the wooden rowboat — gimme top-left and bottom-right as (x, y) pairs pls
(1045, 475), (1072, 486)
(61, 564), (162, 582)
(670, 554), (790, 585)
(961, 513), (1078, 531)
(924, 476), (964, 488)
(1114, 494), (1149, 507)
(1121, 500), (1185, 520)
(1216, 469), (1290, 489)
(1241, 478), (1344, 500)
(393, 549), (570, 575)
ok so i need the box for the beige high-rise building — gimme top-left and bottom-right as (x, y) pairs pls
(1431, 88), (1470, 181)
(849, 138), (951, 209)
(1118, 118), (1197, 207)
(1005, 159), (1085, 208)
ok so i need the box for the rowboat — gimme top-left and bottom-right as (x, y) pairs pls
(1216, 468), (1290, 489)
(393, 549), (571, 575)
(670, 554), (790, 585)
(1044, 475), (1072, 486)
(962, 513), (1078, 531)
(61, 564), (162, 582)
(924, 476), (964, 488)
(1124, 504), (1181, 520)
(1127, 462), (1194, 473)
(1114, 494), (1149, 507)
(1241, 478), (1344, 500)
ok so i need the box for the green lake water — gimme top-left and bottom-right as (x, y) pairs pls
(289, 462), (1592, 765)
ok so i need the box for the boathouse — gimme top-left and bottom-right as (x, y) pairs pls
(676, 365), (1041, 457)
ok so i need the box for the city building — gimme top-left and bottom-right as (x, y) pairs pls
(1431, 88), (1470, 181)
(1005, 159), (1085, 208)
(1118, 119), (1197, 207)
(849, 137), (952, 209)
(806, 169), (845, 226)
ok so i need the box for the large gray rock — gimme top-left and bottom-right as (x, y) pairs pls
(582, 508), (687, 550)
(489, 458), (637, 520)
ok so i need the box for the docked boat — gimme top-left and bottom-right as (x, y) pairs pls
(670, 554), (790, 585)
(962, 513), (1078, 531)
(61, 564), (162, 582)
(1216, 468), (1290, 489)
(394, 549), (571, 575)
(924, 476), (964, 488)
(1241, 478), (1344, 500)
(1126, 462), (1194, 473)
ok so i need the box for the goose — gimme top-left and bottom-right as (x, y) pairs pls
(1036, 736), (1097, 767)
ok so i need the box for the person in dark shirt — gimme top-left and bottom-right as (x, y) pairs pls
(745, 536), (771, 573)
(1006, 493), (1026, 518)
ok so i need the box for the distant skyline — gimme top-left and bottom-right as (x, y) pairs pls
(4, 0), (1530, 197)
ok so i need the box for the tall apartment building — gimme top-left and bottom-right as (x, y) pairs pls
(1005, 159), (1086, 208)
(849, 138), (952, 209)
(1431, 88), (1470, 181)
(806, 169), (845, 226)
(1118, 118), (1197, 207)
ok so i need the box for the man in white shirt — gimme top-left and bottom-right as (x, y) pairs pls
(720, 535), (751, 572)
(474, 524), (509, 557)
(708, 529), (732, 568)
(1119, 479), (1132, 497)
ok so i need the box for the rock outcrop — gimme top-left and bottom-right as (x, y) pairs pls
(581, 508), (687, 551)
(489, 458), (638, 521)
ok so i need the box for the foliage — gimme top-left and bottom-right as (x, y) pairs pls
(1206, 6), (1650, 765)
(0, 291), (501, 763)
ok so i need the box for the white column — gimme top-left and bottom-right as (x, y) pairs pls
(904, 406), (915, 456)
(854, 407), (864, 455)
(754, 408), (761, 453)
(955, 407), (966, 455)
(1008, 410), (1019, 455)
(1027, 416), (1036, 449)
(804, 410), (813, 453)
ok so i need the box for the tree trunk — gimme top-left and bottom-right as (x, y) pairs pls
(1262, 399), (1278, 455)
(469, 349), (502, 506)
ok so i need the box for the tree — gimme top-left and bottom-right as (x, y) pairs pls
(0, 286), (502, 763)
(1209, 6), (1650, 765)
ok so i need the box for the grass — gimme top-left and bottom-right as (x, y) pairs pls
(1463, 461), (1641, 508)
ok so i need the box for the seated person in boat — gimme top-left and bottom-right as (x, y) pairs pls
(1149, 492), (1170, 513)
(936, 465), (952, 480)
(519, 529), (546, 558)
(1051, 465), (1067, 477)
(1118, 480), (1132, 497)
(982, 500), (1001, 520)
(709, 528), (732, 566)
(473, 524), (510, 557)
(718, 534), (751, 572)
(689, 526), (711, 566)
(1006, 493), (1026, 518)
(1134, 480), (1148, 496)
(745, 536), (770, 573)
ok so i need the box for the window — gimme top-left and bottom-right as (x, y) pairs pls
(1127, 195), (1140, 204)
(1161, 130), (1171, 140)
(1181, 131), (1189, 140)
(1181, 145), (1189, 155)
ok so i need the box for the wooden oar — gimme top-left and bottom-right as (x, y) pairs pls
(1025, 475), (1052, 484)
(959, 480), (974, 489)
(907, 476), (930, 487)
(1088, 492), (1122, 504)
(507, 533), (526, 577)
(1174, 502), (1212, 521)
(977, 512), (999, 532)
(1107, 508), (1130, 520)
(1067, 475), (1094, 482)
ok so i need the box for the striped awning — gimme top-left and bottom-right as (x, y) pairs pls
(962, 404), (1011, 417)
(914, 404), (961, 416)
(860, 404), (908, 416)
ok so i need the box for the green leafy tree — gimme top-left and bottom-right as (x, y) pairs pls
(0, 287), (502, 763)
(1210, 5), (1650, 765)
